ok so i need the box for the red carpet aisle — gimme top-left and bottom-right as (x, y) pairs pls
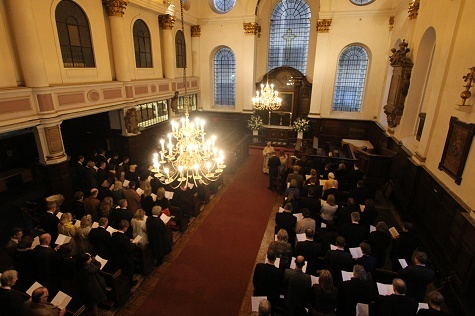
(134, 149), (277, 316)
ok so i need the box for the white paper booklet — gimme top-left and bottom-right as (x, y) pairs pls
(321, 222), (327, 228)
(349, 247), (364, 259)
(165, 191), (174, 199)
(389, 227), (400, 238)
(26, 281), (43, 296)
(360, 205), (366, 212)
(377, 282), (394, 295)
(296, 233), (306, 242)
(319, 179), (326, 186)
(136, 187), (144, 196)
(160, 213), (171, 224)
(278, 207), (284, 213)
(356, 303), (369, 316)
(56, 212), (63, 220)
(106, 226), (118, 235)
(305, 174), (311, 180)
(251, 296), (267, 312)
(341, 271), (353, 282)
(92, 222), (99, 228)
(95, 255), (108, 270)
(293, 213), (303, 221)
(31, 236), (40, 249)
(122, 179), (130, 188)
(311, 275), (319, 285)
(418, 303), (429, 312)
(151, 193), (157, 202)
(290, 257), (307, 273)
(396, 259), (408, 269)
(133, 235), (142, 244)
(370, 225), (376, 233)
(75, 220), (81, 228)
(330, 244), (337, 250)
(55, 234), (72, 245)
(51, 291), (72, 309)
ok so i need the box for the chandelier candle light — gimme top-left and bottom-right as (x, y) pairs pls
(151, 0), (225, 188)
(252, 80), (282, 111)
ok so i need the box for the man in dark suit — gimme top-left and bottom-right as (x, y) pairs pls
(89, 217), (112, 260)
(96, 161), (108, 188)
(267, 151), (281, 191)
(0, 270), (27, 316)
(390, 222), (419, 271)
(337, 197), (359, 228)
(417, 290), (450, 316)
(336, 265), (376, 316)
(252, 248), (284, 311)
(348, 163), (364, 190)
(294, 228), (322, 276)
(146, 206), (172, 266)
(397, 250), (435, 302)
(349, 180), (370, 206)
(71, 155), (86, 192)
(339, 212), (369, 249)
(275, 203), (297, 248)
(32, 234), (59, 292)
(5, 228), (22, 256)
(39, 202), (59, 243)
(114, 199), (134, 238)
(325, 236), (353, 286)
(376, 278), (418, 316)
(23, 286), (66, 316)
(299, 188), (321, 222)
(110, 220), (138, 287)
(284, 256), (312, 315)
(83, 188), (101, 222)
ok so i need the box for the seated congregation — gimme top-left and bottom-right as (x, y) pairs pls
(0, 149), (220, 316)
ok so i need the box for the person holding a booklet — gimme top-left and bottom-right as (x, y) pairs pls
(0, 270), (26, 316)
(76, 253), (107, 316)
(131, 209), (148, 246)
(417, 291), (450, 316)
(375, 278), (418, 316)
(23, 286), (66, 316)
(310, 269), (338, 316)
(146, 206), (172, 266)
(336, 265), (376, 316)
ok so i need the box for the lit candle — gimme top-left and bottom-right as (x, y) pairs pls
(200, 120), (205, 131)
(160, 139), (165, 151)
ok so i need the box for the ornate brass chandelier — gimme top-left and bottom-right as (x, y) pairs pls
(151, 0), (225, 188)
(251, 78), (282, 111)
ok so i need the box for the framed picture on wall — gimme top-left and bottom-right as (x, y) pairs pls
(279, 92), (294, 113)
(438, 116), (475, 185)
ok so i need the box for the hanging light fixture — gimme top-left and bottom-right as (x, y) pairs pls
(251, 76), (282, 111)
(151, 0), (225, 188)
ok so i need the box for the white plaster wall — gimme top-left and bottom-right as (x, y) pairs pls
(0, 0), (18, 87)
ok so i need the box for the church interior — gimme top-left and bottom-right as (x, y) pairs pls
(0, 0), (474, 315)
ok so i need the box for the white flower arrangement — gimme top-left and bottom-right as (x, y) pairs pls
(292, 117), (310, 132)
(248, 114), (263, 131)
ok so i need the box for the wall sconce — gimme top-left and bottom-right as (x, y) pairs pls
(456, 67), (475, 112)
(408, 0), (420, 20)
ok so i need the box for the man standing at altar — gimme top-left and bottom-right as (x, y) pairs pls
(262, 141), (274, 174)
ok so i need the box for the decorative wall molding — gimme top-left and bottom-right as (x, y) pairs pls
(317, 19), (332, 33)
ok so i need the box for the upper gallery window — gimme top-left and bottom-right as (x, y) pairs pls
(332, 45), (369, 112)
(214, 47), (236, 106)
(55, 1), (95, 68)
(268, 0), (311, 74)
(175, 30), (186, 68)
(133, 19), (153, 68)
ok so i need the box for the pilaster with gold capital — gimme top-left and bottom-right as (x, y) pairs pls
(102, 0), (129, 17)
(317, 19), (332, 33)
(191, 25), (201, 37)
(243, 22), (261, 37)
(159, 14), (176, 30)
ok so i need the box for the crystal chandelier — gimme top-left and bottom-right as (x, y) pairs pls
(251, 77), (282, 111)
(151, 0), (225, 188)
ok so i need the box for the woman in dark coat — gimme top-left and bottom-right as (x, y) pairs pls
(367, 221), (391, 268)
(76, 253), (107, 315)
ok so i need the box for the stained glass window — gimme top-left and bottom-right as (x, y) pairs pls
(214, 48), (236, 106)
(268, 0), (311, 74)
(332, 45), (369, 112)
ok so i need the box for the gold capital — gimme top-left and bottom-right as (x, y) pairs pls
(191, 25), (201, 37)
(159, 14), (176, 30)
(389, 16), (395, 31)
(317, 19), (332, 33)
(243, 22), (261, 37)
(408, 0), (420, 20)
(102, 0), (129, 17)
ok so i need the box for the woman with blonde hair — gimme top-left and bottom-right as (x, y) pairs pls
(268, 229), (292, 270)
(111, 180), (124, 205)
(310, 270), (337, 315)
(76, 215), (93, 255)
(131, 209), (148, 245)
(58, 212), (76, 237)
(155, 187), (171, 216)
(99, 197), (113, 218)
(321, 194), (338, 223)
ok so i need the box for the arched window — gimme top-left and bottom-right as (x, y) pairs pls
(332, 45), (369, 112)
(175, 30), (186, 68)
(214, 47), (235, 106)
(268, 0), (311, 74)
(55, 1), (95, 68)
(133, 19), (152, 68)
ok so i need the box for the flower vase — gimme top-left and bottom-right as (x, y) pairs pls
(297, 131), (303, 139)
(252, 130), (259, 143)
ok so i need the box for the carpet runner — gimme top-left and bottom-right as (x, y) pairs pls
(133, 149), (277, 315)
